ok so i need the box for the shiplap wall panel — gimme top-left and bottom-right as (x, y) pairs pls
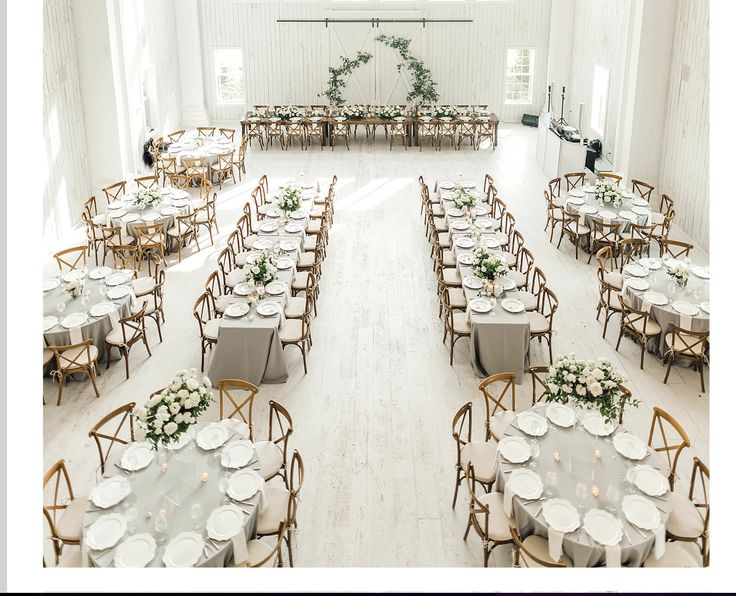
(658, 0), (709, 249)
(199, 0), (551, 123)
(567, 0), (630, 160)
(43, 0), (90, 243)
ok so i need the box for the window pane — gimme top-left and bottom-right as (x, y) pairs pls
(504, 48), (534, 104)
(590, 64), (609, 136)
(214, 48), (244, 105)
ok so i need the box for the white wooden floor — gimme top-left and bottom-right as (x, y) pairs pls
(43, 124), (709, 567)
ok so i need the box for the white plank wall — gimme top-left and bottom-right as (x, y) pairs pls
(567, 0), (630, 159)
(658, 0), (709, 250)
(42, 0), (90, 243)
(199, 0), (551, 123)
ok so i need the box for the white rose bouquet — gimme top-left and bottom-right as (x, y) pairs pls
(246, 250), (279, 285)
(135, 369), (213, 447)
(376, 105), (404, 119)
(276, 185), (302, 213)
(133, 187), (164, 209)
(471, 247), (508, 282)
(435, 105), (458, 119)
(543, 354), (637, 423)
(64, 279), (85, 300)
(275, 105), (301, 120)
(453, 187), (476, 210)
(666, 261), (689, 288)
(340, 105), (366, 119)
(594, 180), (622, 208)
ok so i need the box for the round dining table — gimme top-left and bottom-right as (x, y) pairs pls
(104, 187), (193, 237)
(495, 403), (672, 567)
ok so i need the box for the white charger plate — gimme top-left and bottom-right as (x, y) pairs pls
(265, 281), (286, 295)
(196, 422), (229, 450)
(161, 207), (179, 216)
(451, 221), (470, 231)
(90, 476), (131, 509)
(484, 237), (501, 249)
(86, 513), (128, 551)
(543, 499), (581, 533)
(227, 469), (262, 501)
(622, 494), (661, 530)
(221, 440), (255, 469)
(598, 210), (617, 220)
(567, 189), (585, 198)
(700, 302), (710, 314)
(618, 210), (638, 222)
(691, 266), (710, 279)
(284, 223), (303, 234)
(581, 411), (617, 437)
(632, 206), (651, 215)
(457, 254), (474, 266)
(61, 269), (88, 283)
(43, 316), (59, 332)
(119, 442), (155, 471)
(106, 272), (130, 287)
(508, 469), (544, 500)
(545, 403), (575, 428)
(233, 283), (252, 297)
(256, 301), (280, 317)
(579, 205), (598, 215)
(624, 264), (648, 277)
(463, 276), (483, 290)
(259, 222), (278, 233)
(612, 433), (647, 460)
(289, 211), (307, 220)
(252, 238), (273, 251)
(475, 220), (493, 231)
(499, 277), (516, 291)
(114, 533), (156, 567)
(583, 509), (623, 546)
(469, 298), (492, 314)
(516, 411), (548, 436)
(206, 505), (245, 541)
(498, 436), (530, 464)
(474, 207), (489, 217)
(626, 278), (650, 291)
(90, 301), (117, 318)
(141, 212), (160, 222)
(632, 197), (650, 207)
(439, 182), (454, 190)
(672, 301), (699, 316)
(43, 279), (61, 292)
(89, 267), (112, 280)
(279, 239), (298, 252)
(225, 302), (249, 318)
(162, 532), (204, 568)
(642, 291), (667, 306)
(172, 199), (190, 208)
(61, 312), (89, 329)
(630, 464), (668, 496)
(638, 258), (662, 270)
(501, 298), (525, 313)
(276, 258), (293, 270)
(107, 286), (130, 300)
(455, 237), (474, 249)
(566, 196), (585, 206)
(121, 214), (140, 223)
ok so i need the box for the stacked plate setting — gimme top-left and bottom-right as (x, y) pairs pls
(90, 476), (132, 509)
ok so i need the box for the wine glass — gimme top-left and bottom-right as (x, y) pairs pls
(488, 297), (497, 317)
(153, 511), (168, 544)
(98, 284), (108, 299)
(606, 484), (620, 511)
(56, 302), (66, 317)
(190, 502), (203, 532)
(575, 481), (588, 502)
(125, 506), (138, 535)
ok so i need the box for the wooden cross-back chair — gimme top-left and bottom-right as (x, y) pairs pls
(167, 212), (200, 263)
(193, 291), (217, 371)
(197, 126), (216, 138)
(510, 525), (570, 567)
(143, 269), (166, 342)
(219, 127), (236, 141)
(548, 177), (561, 201)
(217, 246), (235, 293)
(457, 121), (476, 149)
(490, 196), (506, 220)
(587, 220), (622, 264)
(134, 223), (166, 270)
(531, 287), (558, 363)
(218, 379), (259, 438)
(618, 238), (646, 271)
(631, 179), (655, 204)
(527, 366), (551, 406)
(615, 297), (662, 370)
(161, 157), (187, 187)
(597, 172), (622, 186)
(102, 180), (126, 204)
(211, 151), (236, 189)
(83, 196), (98, 219)
(629, 222), (657, 257)
(558, 208), (590, 261)
(104, 302), (151, 379)
(450, 401), (495, 509)
(43, 459), (82, 564)
(226, 229), (243, 256)
(134, 175), (158, 189)
(436, 120), (456, 151)
(660, 238), (693, 260)
(564, 172), (586, 191)
(88, 402), (136, 474)
(168, 129), (185, 142)
(667, 457), (710, 566)
(110, 243), (140, 273)
(483, 174), (494, 195)
(47, 340), (100, 405)
(478, 372), (517, 441)
(451, 402), (472, 506)
(647, 406), (691, 490)
(663, 326), (709, 393)
(544, 190), (564, 242)
(265, 400), (294, 486)
(181, 156), (208, 186)
(53, 246), (87, 272)
(235, 140), (247, 180)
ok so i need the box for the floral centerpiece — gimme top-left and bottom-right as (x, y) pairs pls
(245, 250), (279, 286)
(134, 369), (214, 448)
(133, 187), (164, 209)
(64, 279), (85, 300)
(472, 247), (509, 282)
(594, 180), (622, 208)
(276, 185), (302, 213)
(340, 105), (366, 119)
(543, 354), (637, 424)
(435, 105), (458, 119)
(666, 261), (689, 288)
(453, 187), (476, 210)
(375, 105), (404, 119)
(275, 105), (302, 120)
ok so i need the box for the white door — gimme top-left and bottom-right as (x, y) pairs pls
(328, 24), (376, 104)
(374, 24), (424, 105)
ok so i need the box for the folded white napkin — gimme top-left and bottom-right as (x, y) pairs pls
(108, 309), (120, 329)
(679, 314), (693, 330)
(503, 485), (514, 517)
(641, 299), (653, 314)
(653, 523), (665, 559)
(69, 326), (83, 345)
(231, 527), (250, 566)
(220, 417), (250, 439)
(605, 544), (621, 567)
(547, 527), (564, 562)
(128, 289), (140, 311)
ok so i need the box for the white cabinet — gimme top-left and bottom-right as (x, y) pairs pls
(536, 115), (587, 179)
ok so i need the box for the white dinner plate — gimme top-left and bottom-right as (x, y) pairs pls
(61, 268), (88, 283)
(61, 312), (89, 329)
(516, 411), (548, 436)
(43, 279), (60, 292)
(289, 211), (307, 220)
(612, 432), (648, 460)
(105, 272), (130, 287)
(252, 238), (273, 251)
(507, 469), (544, 500)
(279, 239), (299, 252)
(43, 316), (59, 332)
(172, 199), (190, 208)
(457, 253), (474, 266)
(597, 210), (617, 220)
(107, 200), (123, 210)
(121, 214), (140, 223)
(265, 281), (286, 296)
(642, 291), (668, 306)
(581, 411), (617, 437)
(114, 533), (157, 568)
(662, 258), (681, 269)
(107, 286), (131, 300)
(206, 505), (245, 542)
(672, 301), (699, 316)
(265, 208), (281, 218)
(542, 499), (581, 533)
(90, 476), (131, 509)
(463, 276), (483, 290)
(632, 197), (650, 207)
(284, 223), (303, 234)
(227, 469), (262, 501)
(119, 442), (155, 471)
(579, 205), (598, 215)
(89, 301), (117, 318)
(545, 403), (575, 428)
(582, 185), (597, 192)
(256, 301), (280, 317)
(141, 212), (160, 222)
(461, 181), (476, 189)
(86, 513), (128, 551)
(623, 264), (648, 277)
(233, 283), (252, 297)
(474, 220), (493, 230)
(484, 237), (501, 249)
(276, 258), (293, 270)
(393, 116), (406, 122)
(162, 532), (204, 568)
(700, 302), (710, 314)
(469, 298), (492, 314)
(221, 440), (255, 469)
(258, 222), (278, 233)
(455, 237), (475, 249)
(498, 436), (530, 464)
(334, 116), (346, 122)
(224, 302), (249, 318)
(630, 465), (668, 497)
(583, 509), (623, 547)
(89, 267), (112, 280)
(501, 298), (525, 314)
(196, 422), (230, 450)
(567, 189), (585, 198)
(498, 277), (516, 291)
(638, 258), (662, 270)
(625, 278), (650, 291)
(451, 221), (469, 231)
(691, 266), (710, 279)
(632, 206), (650, 216)
(566, 196), (585, 206)
(622, 495), (661, 530)
(618, 210), (638, 222)
(161, 207), (179, 216)
(446, 208), (464, 218)
(474, 206), (489, 217)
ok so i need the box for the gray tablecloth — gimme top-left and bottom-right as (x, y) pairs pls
(496, 404), (672, 567)
(623, 259), (710, 357)
(83, 425), (262, 568)
(104, 190), (193, 237)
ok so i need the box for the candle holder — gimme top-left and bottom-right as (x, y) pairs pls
(160, 462), (168, 473)
(594, 449), (601, 461)
(201, 471), (209, 483)
(591, 485), (600, 498)
(553, 451), (561, 463)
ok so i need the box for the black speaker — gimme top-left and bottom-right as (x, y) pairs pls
(521, 113), (539, 127)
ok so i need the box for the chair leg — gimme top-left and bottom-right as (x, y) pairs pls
(639, 341), (646, 370)
(699, 360), (706, 392)
(87, 366), (100, 398)
(615, 326), (624, 351)
(105, 343), (112, 369)
(287, 530), (294, 567)
(451, 468), (461, 509)
(663, 358), (673, 384)
(123, 349), (130, 379)
(56, 374), (65, 406)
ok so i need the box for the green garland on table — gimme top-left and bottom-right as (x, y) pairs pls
(321, 51), (373, 107)
(375, 34), (439, 104)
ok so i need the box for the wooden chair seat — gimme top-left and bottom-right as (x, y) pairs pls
(667, 492), (706, 538)
(254, 440), (284, 481)
(54, 496), (87, 542)
(285, 296), (307, 319)
(643, 542), (700, 568)
(451, 312), (472, 334)
(476, 492), (513, 541)
(58, 345), (99, 369)
(528, 312), (551, 334)
(460, 441), (497, 484)
(255, 484), (289, 535)
(279, 318), (305, 342)
(519, 535), (572, 567)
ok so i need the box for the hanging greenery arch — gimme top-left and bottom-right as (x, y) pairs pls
(320, 51), (373, 107)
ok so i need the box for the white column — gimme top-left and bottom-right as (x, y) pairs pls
(613, 0), (676, 185)
(545, 0), (575, 121)
(176, 0), (210, 127)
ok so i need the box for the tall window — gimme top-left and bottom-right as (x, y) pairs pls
(214, 48), (244, 105)
(590, 64), (610, 137)
(504, 48), (535, 105)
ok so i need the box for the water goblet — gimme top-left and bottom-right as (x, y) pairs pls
(529, 438), (540, 459)
(190, 502), (203, 532)
(125, 506), (138, 535)
(575, 481), (588, 502)
(488, 297), (497, 317)
(606, 483), (620, 504)
(56, 302), (66, 317)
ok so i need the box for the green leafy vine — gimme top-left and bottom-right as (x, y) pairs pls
(321, 51), (373, 107)
(375, 34), (439, 104)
